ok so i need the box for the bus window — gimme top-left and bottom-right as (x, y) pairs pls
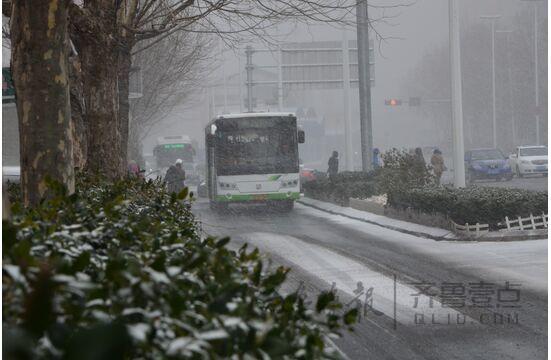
(214, 124), (298, 175)
(154, 144), (194, 168)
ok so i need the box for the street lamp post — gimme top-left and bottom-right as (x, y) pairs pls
(533, 3), (540, 144)
(342, 27), (353, 171)
(449, 0), (466, 188)
(496, 30), (515, 148)
(520, 0), (543, 144)
(220, 45), (228, 114)
(520, 0), (543, 145)
(356, 0), (373, 172)
(480, 15), (501, 149)
(533, 4), (539, 145)
(245, 46), (254, 112)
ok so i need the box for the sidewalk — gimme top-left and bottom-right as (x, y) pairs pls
(298, 197), (548, 241)
(298, 197), (458, 241)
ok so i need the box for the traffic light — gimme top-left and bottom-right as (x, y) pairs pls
(384, 98), (402, 106)
(409, 97), (421, 106)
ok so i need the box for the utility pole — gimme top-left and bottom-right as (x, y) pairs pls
(534, 3), (539, 145)
(220, 45), (228, 113)
(480, 15), (501, 149)
(245, 45), (254, 112)
(211, 86), (216, 117)
(533, 2), (540, 145)
(356, 0), (373, 171)
(238, 54), (243, 113)
(520, 0), (543, 144)
(496, 30), (515, 148)
(207, 86), (213, 120)
(278, 47), (283, 111)
(342, 28), (353, 171)
(449, 0), (466, 187)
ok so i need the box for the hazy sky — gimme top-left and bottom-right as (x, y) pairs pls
(146, 0), (527, 154)
(2, 2), (542, 161)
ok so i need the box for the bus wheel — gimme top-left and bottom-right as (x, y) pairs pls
(286, 200), (295, 212)
(278, 200), (294, 212)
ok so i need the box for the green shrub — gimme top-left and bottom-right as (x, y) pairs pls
(303, 150), (546, 229)
(389, 186), (548, 227)
(5, 180), (21, 204)
(378, 148), (434, 200)
(304, 150), (435, 207)
(303, 171), (379, 206)
(3, 176), (356, 359)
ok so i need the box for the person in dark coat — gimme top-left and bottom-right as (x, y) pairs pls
(372, 148), (383, 169)
(430, 149), (446, 186)
(165, 159), (186, 193)
(414, 147), (426, 168)
(327, 150), (339, 179)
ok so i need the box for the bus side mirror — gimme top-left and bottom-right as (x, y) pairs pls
(298, 130), (305, 144)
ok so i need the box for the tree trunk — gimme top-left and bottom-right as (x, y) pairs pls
(128, 119), (144, 168)
(10, 0), (75, 206)
(78, 2), (122, 179)
(69, 54), (87, 170)
(118, 42), (132, 167)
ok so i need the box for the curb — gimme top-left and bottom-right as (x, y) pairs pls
(298, 197), (547, 242)
(298, 198), (457, 241)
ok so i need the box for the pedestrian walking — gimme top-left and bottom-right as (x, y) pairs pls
(372, 148), (383, 169)
(127, 160), (140, 178)
(327, 150), (339, 179)
(430, 149), (446, 186)
(165, 159), (186, 193)
(414, 147), (426, 168)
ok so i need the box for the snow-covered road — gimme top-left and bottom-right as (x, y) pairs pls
(193, 199), (547, 359)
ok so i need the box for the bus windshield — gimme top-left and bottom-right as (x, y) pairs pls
(214, 117), (298, 175)
(154, 144), (194, 168)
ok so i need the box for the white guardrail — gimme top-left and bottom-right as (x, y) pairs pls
(451, 213), (548, 237)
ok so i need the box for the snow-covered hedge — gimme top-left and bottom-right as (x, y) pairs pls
(302, 171), (379, 206)
(304, 149), (434, 207)
(3, 176), (356, 359)
(388, 186), (548, 227)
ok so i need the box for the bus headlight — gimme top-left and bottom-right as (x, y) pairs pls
(280, 179), (298, 188)
(219, 182), (237, 190)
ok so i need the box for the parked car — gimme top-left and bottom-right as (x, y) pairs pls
(299, 166), (317, 192)
(300, 167), (317, 183)
(509, 145), (547, 177)
(465, 148), (513, 183)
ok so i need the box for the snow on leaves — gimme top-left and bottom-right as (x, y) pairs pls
(3, 176), (356, 359)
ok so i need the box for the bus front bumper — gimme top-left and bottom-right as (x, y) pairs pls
(214, 192), (300, 202)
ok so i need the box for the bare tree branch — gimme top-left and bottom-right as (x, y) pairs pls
(129, 28), (212, 150)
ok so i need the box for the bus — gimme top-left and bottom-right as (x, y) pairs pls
(205, 112), (305, 211)
(153, 135), (199, 183)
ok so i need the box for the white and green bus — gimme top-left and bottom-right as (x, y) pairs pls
(205, 112), (305, 211)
